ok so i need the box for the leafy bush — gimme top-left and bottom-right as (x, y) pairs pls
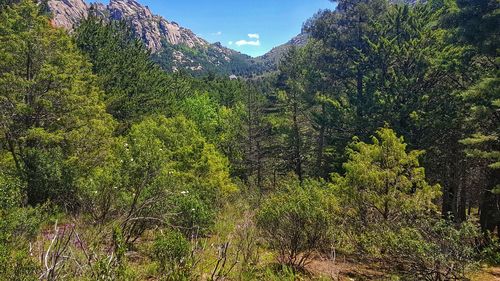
(171, 193), (215, 237)
(0, 247), (38, 281)
(386, 219), (480, 281)
(482, 235), (500, 265)
(0, 205), (43, 281)
(335, 128), (480, 279)
(256, 179), (338, 268)
(152, 230), (192, 279)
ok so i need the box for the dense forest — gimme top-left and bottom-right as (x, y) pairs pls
(0, 0), (499, 280)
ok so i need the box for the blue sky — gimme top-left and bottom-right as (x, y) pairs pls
(94, 0), (335, 57)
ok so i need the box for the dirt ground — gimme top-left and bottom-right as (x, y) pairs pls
(306, 257), (500, 281)
(471, 267), (500, 281)
(306, 257), (389, 280)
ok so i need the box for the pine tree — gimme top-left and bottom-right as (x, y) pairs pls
(460, 77), (500, 234)
(0, 0), (115, 206)
(451, 0), (500, 234)
(74, 17), (176, 122)
(336, 127), (441, 226)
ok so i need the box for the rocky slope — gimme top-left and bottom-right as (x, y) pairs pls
(47, 0), (207, 51)
(104, 0), (208, 52)
(47, 0), (88, 30)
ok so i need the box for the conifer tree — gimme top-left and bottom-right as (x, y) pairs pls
(0, 0), (114, 206)
(75, 17), (177, 122)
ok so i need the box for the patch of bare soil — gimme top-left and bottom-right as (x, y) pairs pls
(308, 258), (500, 281)
(306, 257), (389, 280)
(471, 267), (500, 281)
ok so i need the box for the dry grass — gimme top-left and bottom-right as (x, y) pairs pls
(471, 266), (500, 281)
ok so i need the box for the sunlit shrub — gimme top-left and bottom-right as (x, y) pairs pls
(256, 179), (338, 268)
(152, 230), (192, 279)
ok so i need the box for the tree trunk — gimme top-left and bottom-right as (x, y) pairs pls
(316, 104), (326, 178)
(292, 99), (303, 182)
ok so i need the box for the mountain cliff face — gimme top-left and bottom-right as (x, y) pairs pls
(47, 0), (88, 30)
(47, 0), (207, 52)
(46, 0), (265, 76)
(105, 0), (208, 52)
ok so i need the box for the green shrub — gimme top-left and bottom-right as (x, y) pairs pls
(0, 206), (43, 281)
(171, 192), (215, 237)
(116, 115), (235, 242)
(256, 179), (338, 268)
(482, 235), (500, 265)
(152, 229), (192, 279)
(0, 247), (38, 281)
(385, 219), (480, 280)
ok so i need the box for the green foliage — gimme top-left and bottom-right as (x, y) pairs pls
(481, 235), (500, 265)
(0, 171), (23, 210)
(459, 71), (500, 232)
(0, 246), (38, 281)
(0, 203), (43, 281)
(445, 0), (500, 56)
(0, 0), (115, 207)
(179, 92), (246, 175)
(334, 128), (480, 279)
(0, 0), (497, 279)
(386, 219), (480, 280)
(460, 77), (499, 167)
(113, 115), (235, 240)
(75, 17), (177, 121)
(171, 193), (215, 237)
(153, 229), (192, 278)
(123, 115), (236, 197)
(336, 128), (441, 226)
(256, 179), (338, 268)
(260, 265), (298, 281)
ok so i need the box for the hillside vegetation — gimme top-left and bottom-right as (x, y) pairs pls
(0, 0), (499, 280)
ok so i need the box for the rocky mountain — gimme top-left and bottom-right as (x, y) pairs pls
(47, 0), (208, 51)
(101, 0), (207, 52)
(46, 0), (267, 76)
(47, 0), (89, 30)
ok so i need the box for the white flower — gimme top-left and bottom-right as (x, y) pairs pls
(181, 191), (189, 195)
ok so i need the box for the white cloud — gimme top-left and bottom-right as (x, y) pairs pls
(235, 39), (260, 46)
(212, 31), (222, 36)
(234, 33), (261, 47)
(248, 33), (260, 39)
(228, 41), (233, 45)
